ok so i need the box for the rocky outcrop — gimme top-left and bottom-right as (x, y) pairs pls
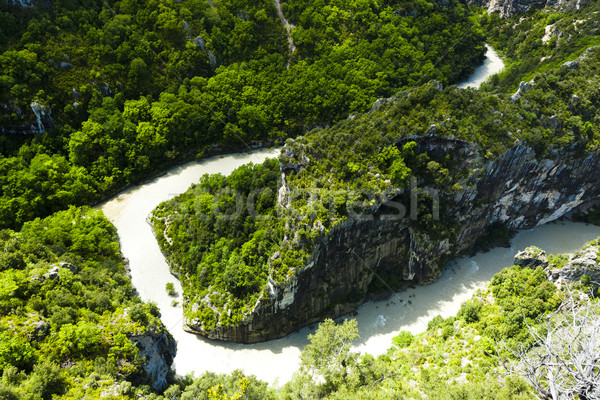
(514, 241), (600, 287)
(129, 331), (176, 391)
(515, 246), (549, 268)
(185, 135), (600, 343)
(0, 102), (54, 135)
(549, 243), (600, 286)
(468, 0), (589, 17)
(510, 80), (534, 102)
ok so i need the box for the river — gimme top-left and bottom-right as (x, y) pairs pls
(97, 45), (600, 385)
(457, 44), (504, 89)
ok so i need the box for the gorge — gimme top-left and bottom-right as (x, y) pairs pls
(151, 39), (600, 345)
(100, 44), (600, 383)
(2, 0), (600, 397)
(101, 146), (600, 384)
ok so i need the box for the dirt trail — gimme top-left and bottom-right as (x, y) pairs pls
(274, 0), (296, 68)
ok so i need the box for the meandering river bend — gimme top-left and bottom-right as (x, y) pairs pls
(97, 46), (600, 385)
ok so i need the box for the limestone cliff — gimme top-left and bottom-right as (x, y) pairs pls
(184, 135), (600, 343)
(129, 330), (177, 391)
(468, 0), (589, 17)
(0, 102), (54, 135)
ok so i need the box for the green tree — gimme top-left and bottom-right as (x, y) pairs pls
(28, 361), (66, 400)
(299, 318), (360, 393)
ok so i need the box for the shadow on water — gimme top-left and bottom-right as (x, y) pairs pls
(347, 221), (600, 354)
(98, 135), (600, 382)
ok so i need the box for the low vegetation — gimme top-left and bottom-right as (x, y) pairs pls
(0, 207), (174, 398)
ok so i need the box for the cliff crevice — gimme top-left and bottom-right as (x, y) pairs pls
(185, 137), (600, 343)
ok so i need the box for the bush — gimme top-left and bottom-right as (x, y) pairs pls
(28, 361), (65, 400)
(129, 304), (148, 324)
(166, 282), (176, 296)
(392, 331), (415, 348)
(458, 301), (483, 323)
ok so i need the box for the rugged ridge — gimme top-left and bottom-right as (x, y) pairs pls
(468, 0), (589, 17)
(185, 137), (600, 343)
(516, 242), (600, 286)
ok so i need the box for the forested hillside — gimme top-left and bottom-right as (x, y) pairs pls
(482, 4), (600, 92)
(152, 0), (600, 339)
(0, 207), (176, 399)
(2, 0), (600, 398)
(0, 0), (484, 230)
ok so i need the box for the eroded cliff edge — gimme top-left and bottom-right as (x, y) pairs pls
(181, 136), (600, 343)
(468, 0), (589, 17)
(153, 39), (600, 343)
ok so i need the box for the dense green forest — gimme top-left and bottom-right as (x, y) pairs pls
(152, 0), (600, 332)
(0, 0), (484, 230)
(2, 0), (600, 398)
(0, 207), (176, 398)
(482, 5), (600, 92)
(5, 207), (597, 399)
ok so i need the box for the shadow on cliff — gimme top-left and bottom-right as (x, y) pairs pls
(185, 222), (600, 359)
(348, 221), (600, 351)
(190, 323), (312, 354)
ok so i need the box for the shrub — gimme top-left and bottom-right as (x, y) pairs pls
(392, 331), (415, 348)
(166, 282), (176, 296)
(458, 301), (483, 324)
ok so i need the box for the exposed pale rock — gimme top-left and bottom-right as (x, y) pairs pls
(511, 80), (534, 102)
(129, 331), (176, 391)
(468, 0), (590, 18)
(370, 97), (396, 112)
(192, 35), (206, 50)
(426, 124), (438, 136)
(43, 266), (61, 280)
(513, 239), (600, 287)
(514, 246), (549, 269)
(563, 60), (580, 69)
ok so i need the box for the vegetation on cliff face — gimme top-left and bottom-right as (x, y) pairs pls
(4, 206), (596, 400)
(2, 0), (600, 398)
(0, 0), (484, 230)
(70, 239), (597, 400)
(161, 239), (598, 400)
(482, 2), (600, 92)
(151, 159), (284, 329)
(152, 1), (600, 333)
(0, 207), (175, 399)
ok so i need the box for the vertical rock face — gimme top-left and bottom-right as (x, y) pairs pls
(29, 102), (53, 134)
(129, 331), (177, 391)
(184, 136), (600, 343)
(0, 102), (54, 135)
(4, 0), (53, 7)
(5, 0), (34, 6)
(468, 0), (589, 17)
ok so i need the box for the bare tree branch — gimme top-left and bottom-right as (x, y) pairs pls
(507, 291), (600, 400)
